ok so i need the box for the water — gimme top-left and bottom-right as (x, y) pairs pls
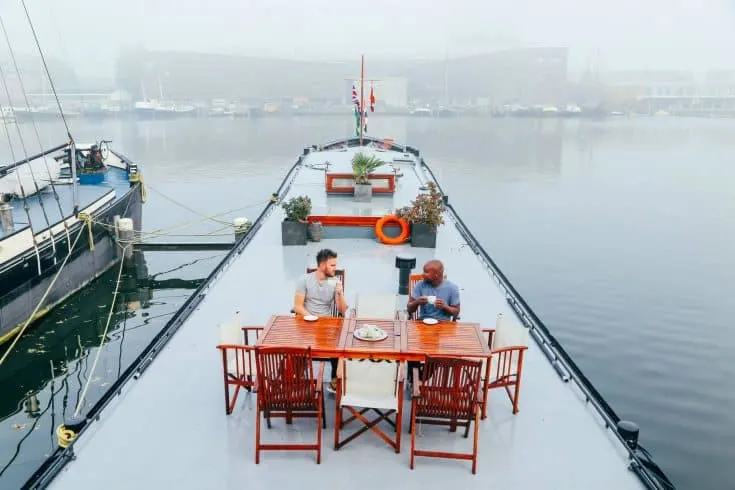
(1, 115), (733, 489)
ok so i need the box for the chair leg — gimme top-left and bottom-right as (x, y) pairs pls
(255, 407), (261, 464)
(395, 387), (404, 453)
(334, 404), (341, 449)
(472, 404), (480, 474)
(317, 394), (323, 464)
(409, 398), (417, 470)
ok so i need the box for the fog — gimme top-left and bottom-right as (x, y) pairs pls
(1, 0), (735, 78)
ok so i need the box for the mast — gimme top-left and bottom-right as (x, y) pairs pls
(359, 54), (365, 146)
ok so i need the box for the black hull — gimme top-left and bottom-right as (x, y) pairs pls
(0, 183), (143, 344)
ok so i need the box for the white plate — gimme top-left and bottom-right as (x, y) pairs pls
(422, 318), (439, 325)
(354, 327), (388, 342)
(303, 315), (319, 322)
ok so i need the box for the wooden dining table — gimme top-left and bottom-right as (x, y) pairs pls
(257, 315), (492, 362)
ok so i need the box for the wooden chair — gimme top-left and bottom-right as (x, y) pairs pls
(481, 313), (528, 416)
(334, 359), (405, 452)
(409, 356), (483, 474)
(215, 311), (263, 414)
(407, 273), (458, 321)
(254, 346), (326, 464)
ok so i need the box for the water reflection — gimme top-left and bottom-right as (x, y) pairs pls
(0, 250), (218, 488)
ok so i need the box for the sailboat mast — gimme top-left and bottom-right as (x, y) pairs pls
(359, 54), (365, 146)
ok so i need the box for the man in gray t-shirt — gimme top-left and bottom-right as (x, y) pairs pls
(293, 249), (346, 318)
(407, 259), (461, 321)
(293, 249), (346, 393)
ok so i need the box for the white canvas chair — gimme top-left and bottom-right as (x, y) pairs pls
(480, 313), (529, 416)
(354, 293), (399, 320)
(215, 311), (262, 414)
(333, 358), (405, 452)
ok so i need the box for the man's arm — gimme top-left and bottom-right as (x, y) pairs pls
(434, 285), (461, 318)
(293, 276), (311, 316)
(407, 282), (427, 315)
(334, 281), (347, 315)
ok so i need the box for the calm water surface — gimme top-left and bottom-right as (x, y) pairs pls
(2, 115), (733, 489)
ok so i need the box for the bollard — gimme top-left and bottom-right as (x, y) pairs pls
(233, 217), (251, 242)
(117, 217), (135, 260)
(0, 201), (13, 235)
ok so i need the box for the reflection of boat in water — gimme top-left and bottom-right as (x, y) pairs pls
(0, 249), (207, 486)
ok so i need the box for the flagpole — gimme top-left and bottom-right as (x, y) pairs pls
(359, 54), (365, 147)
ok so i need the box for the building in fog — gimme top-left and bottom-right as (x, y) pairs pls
(115, 47), (567, 108)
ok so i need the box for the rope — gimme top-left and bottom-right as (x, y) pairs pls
(73, 243), (129, 418)
(146, 185), (236, 226)
(0, 45), (55, 243)
(0, 13), (70, 248)
(0, 218), (89, 366)
(20, 0), (73, 142)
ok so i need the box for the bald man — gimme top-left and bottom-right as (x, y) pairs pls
(407, 259), (460, 321)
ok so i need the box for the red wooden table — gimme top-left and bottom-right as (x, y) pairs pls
(257, 315), (345, 357)
(339, 317), (402, 360)
(402, 320), (491, 361)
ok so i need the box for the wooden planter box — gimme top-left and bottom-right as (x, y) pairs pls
(325, 173), (396, 194)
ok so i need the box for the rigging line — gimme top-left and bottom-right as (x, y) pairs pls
(0, 223), (86, 366)
(0, 99), (42, 276)
(0, 13), (71, 248)
(20, 0), (73, 141)
(73, 245), (128, 418)
(0, 40), (55, 246)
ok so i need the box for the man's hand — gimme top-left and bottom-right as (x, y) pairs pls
(417, 296), (429, 305)
(434, 298), (445, 309)
(334, 281), (343, 296)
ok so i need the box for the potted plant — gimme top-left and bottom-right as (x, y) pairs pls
(281, 195), (311, 246)
(351, 152), (384, 202)
(395, 182), (445, 248)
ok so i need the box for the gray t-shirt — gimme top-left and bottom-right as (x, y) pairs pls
(412, 279), (460, 320)
(295, 272), (337, 316)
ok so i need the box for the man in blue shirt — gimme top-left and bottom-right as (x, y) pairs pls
(407, 259), (460, 321)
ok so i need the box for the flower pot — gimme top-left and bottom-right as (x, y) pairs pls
(281, 220), (308, 246)
(307, 221), (323, 242)
(410, 223), (437, 248)
(353, 183), (373, 202)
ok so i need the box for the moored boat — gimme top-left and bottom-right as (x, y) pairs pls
(23, 58), (674, 490)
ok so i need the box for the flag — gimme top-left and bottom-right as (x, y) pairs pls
(363, 109), (368, 134)
(369, 83), (375, 112)
(354, 104), (360, 136)
(351, 83), (359, 106)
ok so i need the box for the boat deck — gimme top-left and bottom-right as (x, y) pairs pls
(0, 151), (130, 240)
(45, 144), (647, 489)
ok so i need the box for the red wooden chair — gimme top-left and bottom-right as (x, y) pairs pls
(254, 346), (326, 464)
(334, 358), (405, 452)
(481, 313), (528, 416)
(409, 356), (483, 474)
(215, 311), (263, 414)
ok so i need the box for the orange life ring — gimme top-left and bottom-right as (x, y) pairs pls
(375, 215), (409, 245)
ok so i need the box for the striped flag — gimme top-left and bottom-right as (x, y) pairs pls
(370, 83), (375, 112)
(351, 83), (359, 106)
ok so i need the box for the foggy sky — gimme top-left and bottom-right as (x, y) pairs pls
(2, 0), (735, 79)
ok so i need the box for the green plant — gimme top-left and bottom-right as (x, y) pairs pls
(282, 195), (312, 222)
(351, 153), (384, 184)
(395, 182), (445, 231)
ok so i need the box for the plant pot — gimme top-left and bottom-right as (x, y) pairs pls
(353, 183), (373, 202)
(307, 221), (323, 242)
(282, 220), (308, 246)
(410, 223), (437, 248)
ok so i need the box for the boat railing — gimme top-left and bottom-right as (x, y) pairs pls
(0, 141), (69, 176)
(418, 157), (675, 490)
(21, 155), (306, 489)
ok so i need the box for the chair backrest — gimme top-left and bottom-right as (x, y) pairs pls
(354, 293), (398, 320)
(306, 267), (346, 317)
(492, 313), (529, 350)
(218, 311), (242, 346)
(342, 359), (398, 398)
(416, 356), (482, 420)
(255, 346), (316, 411)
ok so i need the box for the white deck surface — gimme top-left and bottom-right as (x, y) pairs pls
(47, 145), (646, 490)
